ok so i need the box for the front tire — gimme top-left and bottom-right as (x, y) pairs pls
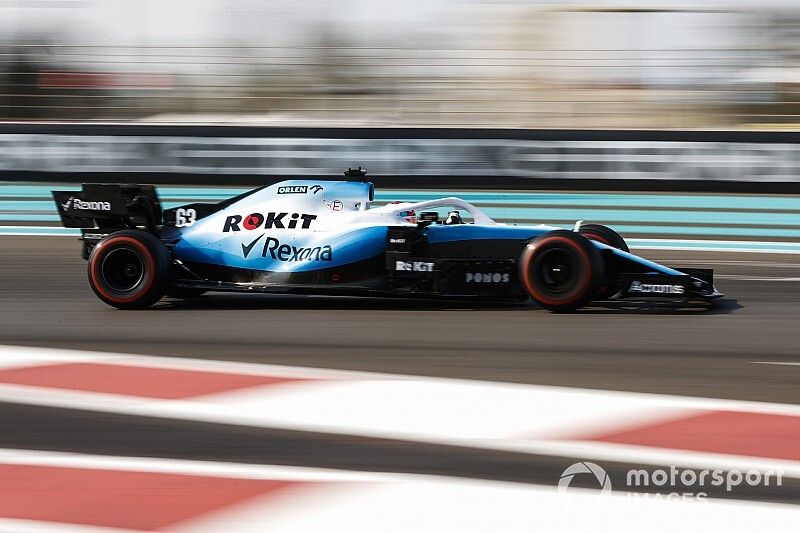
(578, 223), (628, 299)
(578, 223), (629, 252)
(519, 230), (605, 312)
(88, 230), (171, 309)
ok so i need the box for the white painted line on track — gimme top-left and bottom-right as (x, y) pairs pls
(0, 448), (403, 482)
(715, 275), (800, 281)
(669, 260), (800, 267)
(507, 440), (800, 477)
(629, 239), (800, 254)
(632, 238), (800, 247)
(751, 362), (800, 367)
(0, 519), (121, 533)
(632, 245), (800, 254)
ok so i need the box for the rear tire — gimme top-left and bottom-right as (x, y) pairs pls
(519, 230), (605, 312)
(88, 230), (171, 309)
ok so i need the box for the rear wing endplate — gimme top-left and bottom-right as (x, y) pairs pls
(52, 184), (162, 231)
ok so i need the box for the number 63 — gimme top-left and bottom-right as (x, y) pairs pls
(175, 208), (196, 227)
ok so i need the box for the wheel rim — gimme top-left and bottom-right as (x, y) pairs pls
(100, 247), (145, 292)
(536, 248), (578, 294)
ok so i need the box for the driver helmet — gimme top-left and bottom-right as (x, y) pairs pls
(388, 201), (417, 223)
(399, 209), (417, 224)
(445, 210), (463, 225)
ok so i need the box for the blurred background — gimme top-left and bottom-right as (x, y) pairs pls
(1, 0), (799, 129)
(0, 3), (798, 530)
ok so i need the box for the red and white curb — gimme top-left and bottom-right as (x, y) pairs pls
(0, 345), (797, 475)
(0, 449), (796, 533)
(0, 345), (797, 531)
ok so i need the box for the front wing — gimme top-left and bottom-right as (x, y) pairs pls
(612, 270), (723, 301)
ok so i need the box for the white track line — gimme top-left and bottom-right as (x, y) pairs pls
(0, 519), (123, 533)
(714, 275), (800, 281)
(667, 260), (800, 267)
(0, 448), (408, 482)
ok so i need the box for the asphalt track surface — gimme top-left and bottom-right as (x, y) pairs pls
(2, 237), (798, 403)
(1, 237), (799, 504)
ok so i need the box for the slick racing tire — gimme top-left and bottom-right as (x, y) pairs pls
(578, 223), (628, 299)
(519, 230), (606, 312)
(578, 223), (629, 252)
(88, 230), (171, 309)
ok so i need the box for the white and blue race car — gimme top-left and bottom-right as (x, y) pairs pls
(53, 168), (722, 311)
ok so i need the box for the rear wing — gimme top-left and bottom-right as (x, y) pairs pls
(52, 184), (162, 232)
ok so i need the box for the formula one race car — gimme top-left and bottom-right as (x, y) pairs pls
(53, 168), (722, 311)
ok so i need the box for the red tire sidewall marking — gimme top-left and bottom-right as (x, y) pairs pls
(521, 236), (593, 306)
(90, 236), (156, 304)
